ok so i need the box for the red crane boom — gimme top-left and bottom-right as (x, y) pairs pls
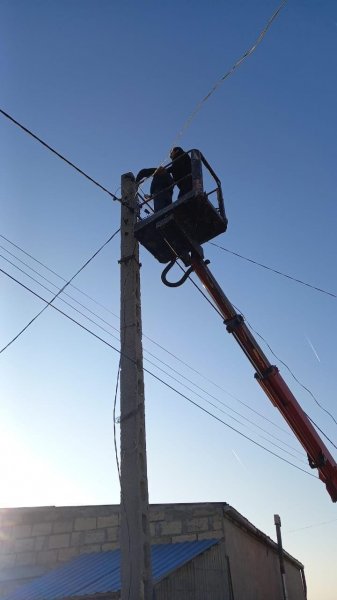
(190, 254), (337, 502)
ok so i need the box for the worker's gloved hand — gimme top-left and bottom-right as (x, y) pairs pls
(136, 168), (156, 183)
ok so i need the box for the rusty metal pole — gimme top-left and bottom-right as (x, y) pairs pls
(274, 514), (289, 600)
(120, 173), (152, 600)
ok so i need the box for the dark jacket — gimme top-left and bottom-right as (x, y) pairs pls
(136, 168), (174, 212)
(167, 149), (192, 196)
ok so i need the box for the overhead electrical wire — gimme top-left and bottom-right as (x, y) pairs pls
(164, 262), (337, 449)
(136, 0), (289, 185)
(137, 186), (334, 303)
(0, 232), (122, 312)
(151, 179), (337, 447)
(162, 244), (337, 448)
(132, 30), (337, 454)
(210, 242), (336, 299)
(141, 186), (337, 445)
(224, 300), (337, 450)
(0, 228), (120, 355)
(2, 0), (332, 500)
(138, 189), (321, 462)
(0, 251), (304, 458)
(170, 0), (288, 149)
(0, 108), (120, 202)
(0, 264), (318, 481)
(1, 0), (288, 197)
(243, 314), (337, 431)
(0, 232), (293, 438)
(287, 518), (337, 534)
(135, 0), (336, 446)
(112, 360), (132, 600)
(141, 204), (334, 454)
(189, 272), (337, 448)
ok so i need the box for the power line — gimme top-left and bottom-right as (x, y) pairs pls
(287, 518), (337, 534)
(4, 228), (333, 455)
(228, 299), (337, 449)
(210, 242), (336, 299)
(112, 360), (132, 600)
(306, 416), (337, 452)
(180, 259), (337, 448)
(155, 253), (337, 449)
(0, 250), (303, 458)
(0, 232), (121, 312)
(0, 265), (317, 481)
(0, 232), (294, 438)
(0, 108), (120, 202)
(170, 0), (288, 148)
(133, 0), (288, 188)
(244, 314), (337, 431)
(0, 228), (120, 355)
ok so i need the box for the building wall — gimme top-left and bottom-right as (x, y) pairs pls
(0, 503), (223, 597)
(0, 503), (305, 600)
(223, 517), (305, 600)
(155, 539), (229, 600)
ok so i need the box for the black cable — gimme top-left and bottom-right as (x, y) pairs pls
(0, 228), (120, 355)
(138, 184), (335, 453)
(142, 334), (292, 436)
(0, 232), (121, 313)
(245, 316), (337, 430)
(112, 361), (132, 600)
(140, 352), (306, 462)
(2, 231), (333, 442)
(287, 518), (337, 534)
(137, 186), (336, 451)
(1, 251), (304, 458)
(0, 260), (301, 457)
(170, 0), (288, 146)
(142, 348), (302, 455)
(306, 416), (337, 452)
(179, 257), (337, 447)
(0, 232), (292, 438)
(210, 242), (336, 299)
(0, 244), (125, 337)
(228, 300), (337, 448)
(138, 168), (336, 455)
(0, 266), (318, 480)
(137, 178), (336, 439)
(0, 108), (120, 202)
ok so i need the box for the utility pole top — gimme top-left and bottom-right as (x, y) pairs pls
(122, 171), (135, 181)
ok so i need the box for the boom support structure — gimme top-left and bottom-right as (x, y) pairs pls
(190, 254), (337, 502)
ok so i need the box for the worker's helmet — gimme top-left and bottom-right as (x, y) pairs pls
(170, 146), (184, 160)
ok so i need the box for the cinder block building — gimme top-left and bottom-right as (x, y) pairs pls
(0, 502), (307, 600)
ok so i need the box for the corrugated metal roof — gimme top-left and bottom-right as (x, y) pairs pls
(3, 539), (219, 600)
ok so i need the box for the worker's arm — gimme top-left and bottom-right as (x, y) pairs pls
(136, 168), (156, 183)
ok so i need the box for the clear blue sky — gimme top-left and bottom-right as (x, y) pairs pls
(1, 1), (337, 598)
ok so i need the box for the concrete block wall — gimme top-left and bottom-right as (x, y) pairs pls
(0, 506), (119, 570)
(0, 503), (225, 596)
(0, 503), (306, 600)
(149, 503), (225, 545)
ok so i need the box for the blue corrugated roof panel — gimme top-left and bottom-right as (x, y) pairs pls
(3, 539), (219, 600)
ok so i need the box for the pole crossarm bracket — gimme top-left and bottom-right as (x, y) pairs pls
(118, 254), (142, 267)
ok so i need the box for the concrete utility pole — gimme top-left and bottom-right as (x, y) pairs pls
(119, 173), (153, 600)
(274, 514), (289, 600)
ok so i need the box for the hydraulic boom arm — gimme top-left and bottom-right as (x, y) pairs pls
(190, 254), (337, 502)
